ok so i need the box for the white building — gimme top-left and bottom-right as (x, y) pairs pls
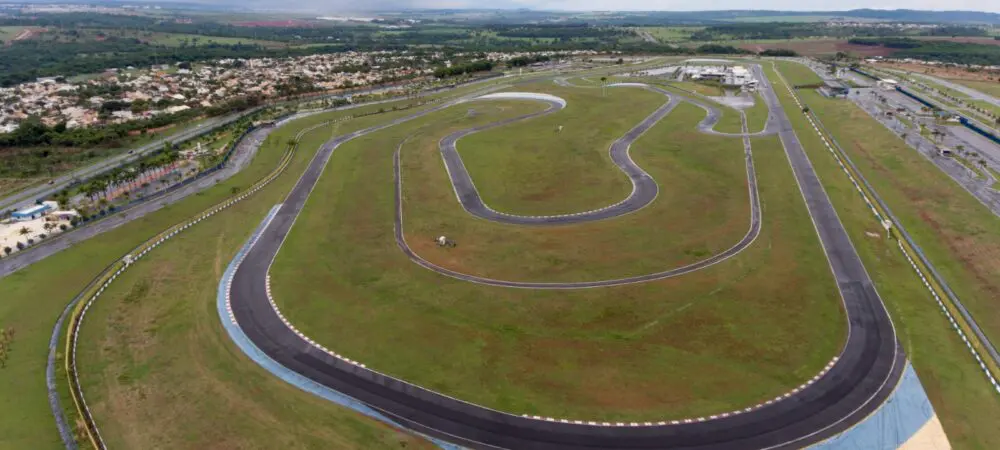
(878, 79), (899, 90)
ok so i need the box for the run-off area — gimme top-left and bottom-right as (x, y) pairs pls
(265, 81), (847, 422)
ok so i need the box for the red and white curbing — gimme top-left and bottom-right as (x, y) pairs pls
(772, 64), (1000, 395)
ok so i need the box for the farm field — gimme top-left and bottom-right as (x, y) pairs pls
(738, 39), (896, 57)
(0, 82), (501, 449)
(635, 26), (702, 42)
(766, 62), (1000, 449)
(0, 26), (37, 42)
(269, 83), (846, 422)
(7, 27), (288, 48)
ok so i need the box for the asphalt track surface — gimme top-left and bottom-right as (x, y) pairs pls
(229, 68), (905, 449)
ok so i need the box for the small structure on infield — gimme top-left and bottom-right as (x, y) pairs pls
(436, 236), (456, 248)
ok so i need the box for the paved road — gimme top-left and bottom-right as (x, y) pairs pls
(226, 64), (905, 449)
(0, 111), (250, 214)
(0, 125), (274, 277)
(912, 72), (1000, 109)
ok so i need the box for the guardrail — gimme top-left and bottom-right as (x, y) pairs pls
(771, 63), (1000, 393)
(61, 115), (344, 449)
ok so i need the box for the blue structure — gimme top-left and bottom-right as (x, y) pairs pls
(11, 203), (52, 221)
(850, 67), (880, 81)
(895, 86), (938, 111)
(959, 117), (1000, 146)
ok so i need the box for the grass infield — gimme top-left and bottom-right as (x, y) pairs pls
(270, 84), (845, 421)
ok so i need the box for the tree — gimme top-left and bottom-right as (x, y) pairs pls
(3, 247), (10, 255)
(18, 227), (29, 236)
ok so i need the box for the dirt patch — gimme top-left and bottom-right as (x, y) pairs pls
(738, 40), (896, 57)
(12, 27), (45, 42)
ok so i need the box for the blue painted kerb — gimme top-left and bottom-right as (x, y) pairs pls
(217, 204), (459, 449)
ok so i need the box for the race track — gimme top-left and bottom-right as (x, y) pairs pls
(226, 69), (905, 449)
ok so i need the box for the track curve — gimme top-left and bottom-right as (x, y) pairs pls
(227, 71), (905, 449)
(441, 91), (673, 225)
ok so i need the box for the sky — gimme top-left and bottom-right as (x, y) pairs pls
(515, 1), (1000, 11)
(300, 0), (1000, 13)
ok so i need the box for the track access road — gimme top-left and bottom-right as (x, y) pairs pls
(228, 69), (904, 449)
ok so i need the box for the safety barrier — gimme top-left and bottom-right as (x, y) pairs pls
(895, 86), (939, 111)
(959, 117), (1000, 147)
(849, 67), (880, 81)
(771, 63), (1000, 394)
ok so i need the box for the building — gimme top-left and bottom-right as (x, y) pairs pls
(819, 80), (850, 98)
(877, 79), (899, 90)
(11, 202), (55, 221)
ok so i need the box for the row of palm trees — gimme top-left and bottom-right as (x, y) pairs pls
(81, 148), (182, 203)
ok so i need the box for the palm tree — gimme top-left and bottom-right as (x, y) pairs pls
(18, 227), (30, 236)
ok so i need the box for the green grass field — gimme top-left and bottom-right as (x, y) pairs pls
(672, 81), (725, 96)
(0, 26), (31, 40)
(772, 60), (824, 86)
(953, 79), (1000, 98)
(269, 82), (846, 421)
(636, 26), (702, 42)
(410, 101), (754, 281)
(729, 16), (839, 23)
(43, 28), (286, 48)
(456, 83), (664, 216)
(766, 62), (1000, 449)
(0, 177), (44, 198)
(0, 80), (507, 449)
